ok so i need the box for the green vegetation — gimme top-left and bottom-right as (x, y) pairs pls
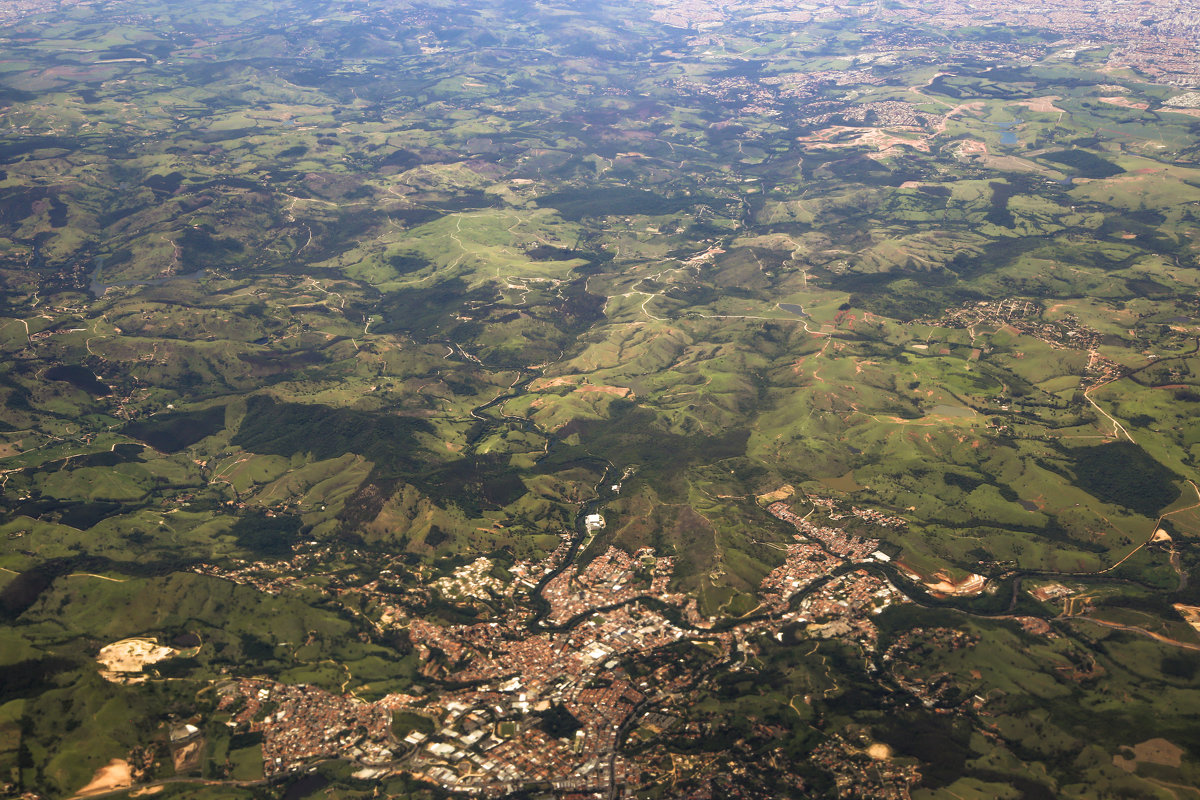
(1066, 441), (1181, 516)
(0, 0), (1198, 795)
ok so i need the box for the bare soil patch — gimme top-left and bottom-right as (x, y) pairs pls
(1113, 738), (1185, 773)
(867, 743), (892, 760)
(756, 485), (796, 504)
(73, 759), (132, 797)
(923, 571), (986, 596)
(575, 384), (632, 398)
(1018, 95), (1066, 113)
(1100, 96), (1149, 111)
(97, 637), (178, 683)
(1174, 604), (1200, 635)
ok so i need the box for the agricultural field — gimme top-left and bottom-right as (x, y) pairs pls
(2, 0), (1200, 797)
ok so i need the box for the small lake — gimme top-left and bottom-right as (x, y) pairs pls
(778, 302), (809, 317)
(1018, 499), (1039, 512)
(989, 119), (1022, 146)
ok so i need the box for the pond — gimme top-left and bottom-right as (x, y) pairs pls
(989, 119), (1022, 146)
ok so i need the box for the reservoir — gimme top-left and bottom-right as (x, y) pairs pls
(994, 120), (1021, 146)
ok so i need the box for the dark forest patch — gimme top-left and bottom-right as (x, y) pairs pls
(538, 703), (583, 738)
(45, 365), (109, 396)
(373, 279), (493, 339)
(414, 455), (527, 516)
(0, 657), (80, 704)
(123, 406), (226, 452)
(231, 512), (304, 556)
(1040, 149), (1124, 179)
(1065, 441), (1179, 516)
(144, 171), (184, 197)
(386, 252), (434, 275)
(526, 244), (582, 261)
(873, 711), (972, 788)
(178, 226), (245, 268)
(233, 396), (430, 475)
(535, 187), (709, 221)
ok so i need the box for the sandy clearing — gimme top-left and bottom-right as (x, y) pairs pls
(797, 125), (931, 153)
(923, 571), (986, 596)
(956, 139), (988, 156)
(867, 743), (892, 760)
(1113, 738), (1185, 772)
(530, 375), (576, 391)
(1174, 604), (1200, 636)
(73, 759), (132, 797)
(575, 384), (633, 398)
(97, 637), (178, 682)
(756, 485), (795, 504)
(1099, 96), (1149, 111)
(1018, 95), (1065, 113)
(171, 737), (205, 772)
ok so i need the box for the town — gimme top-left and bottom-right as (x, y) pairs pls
(929, 298), (1127, 389)
(204, 491), (919, 798)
